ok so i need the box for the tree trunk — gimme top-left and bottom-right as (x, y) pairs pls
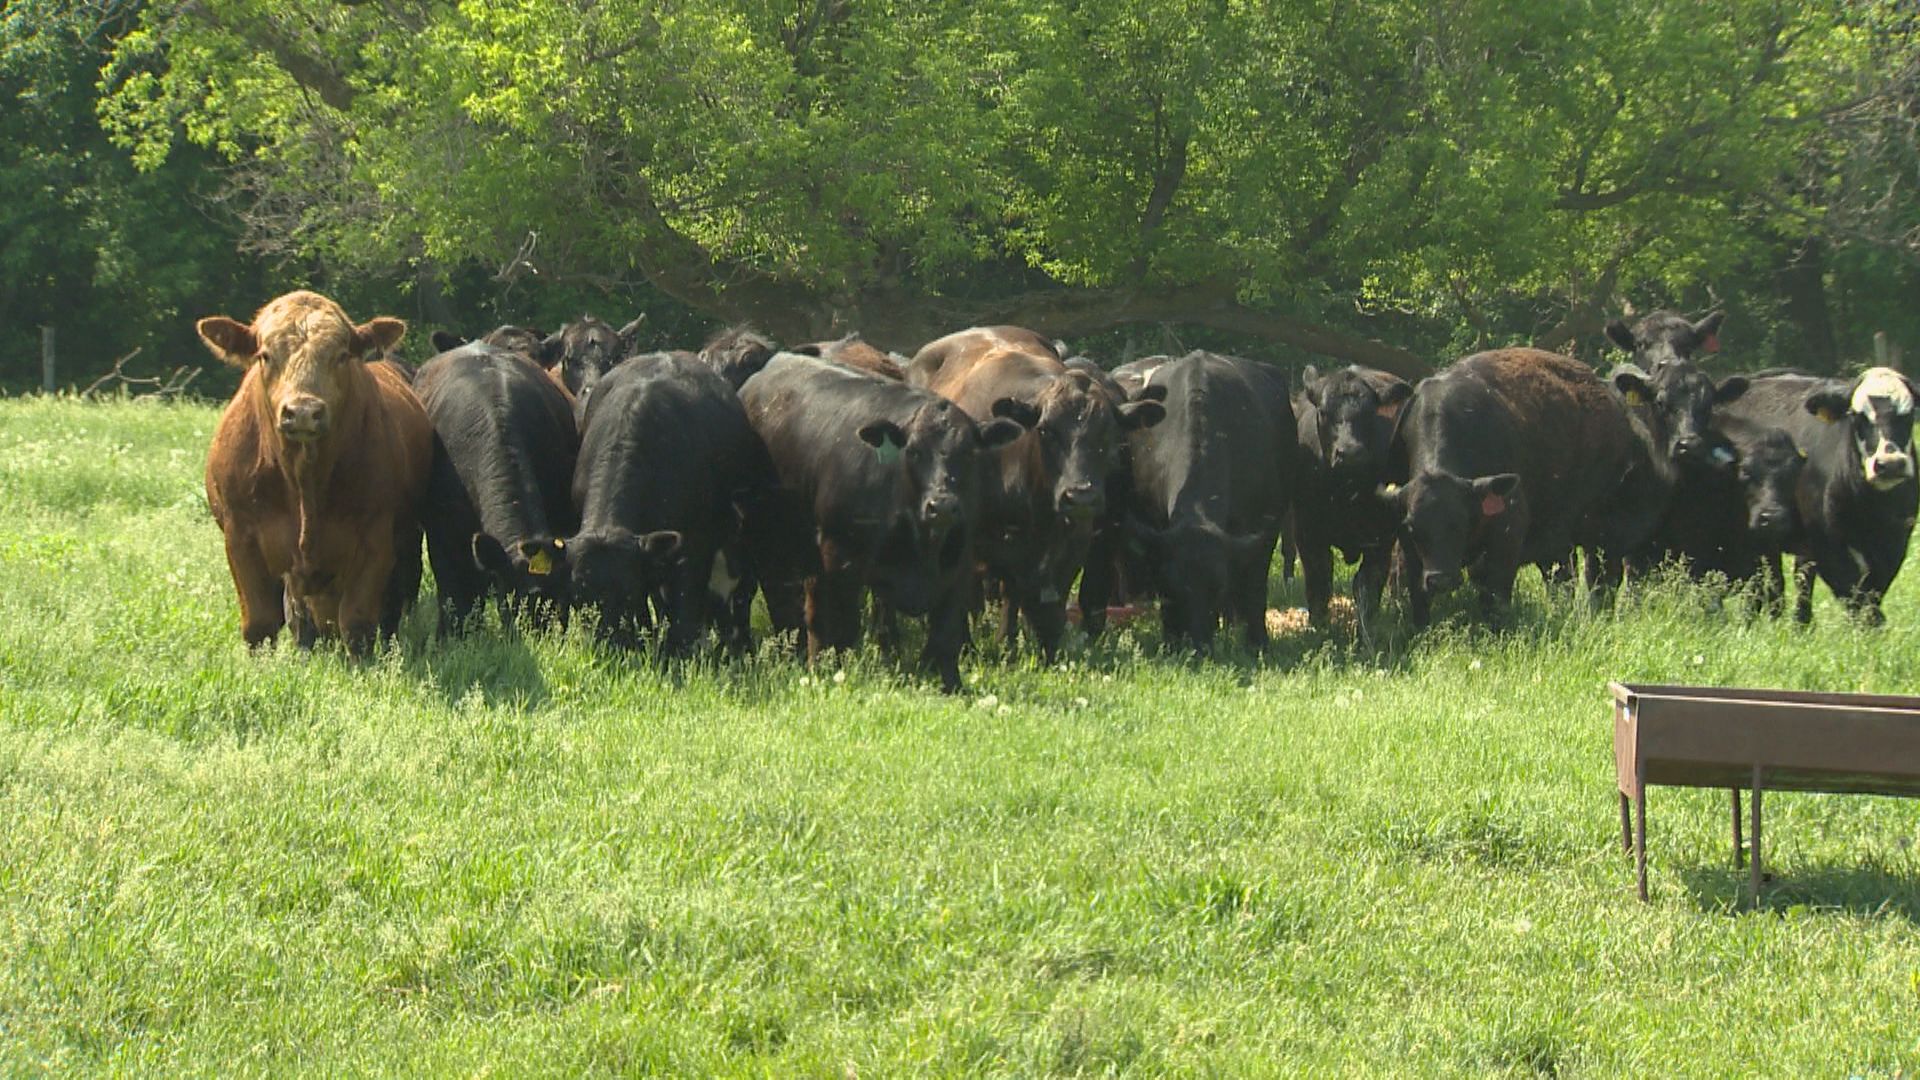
(1774, 240), (1837, 373)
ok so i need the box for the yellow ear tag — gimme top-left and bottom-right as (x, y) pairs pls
(1624, 390), (1645, 407)
(528, 549), (554, 576)
(1817, 407), (1837, 423)
(1797, 447), (1808, 460)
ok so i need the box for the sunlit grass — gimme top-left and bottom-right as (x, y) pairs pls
(3, 395), (1918, 1075)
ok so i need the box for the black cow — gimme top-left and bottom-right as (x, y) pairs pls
(1092, 351), (1297, 651)
(545, 314), (647, 412)
(1605, 309), (1724, 371)
(1716, 366), (1918, 624)
(906, 327), (1165, 657)
(700, 325), (779, 391)
(1290, 364), (1413, 641)
(739, 352), (1025, 690)
(1383, 348), (1665, 626)
(414, 343), (581, 633)
(567, 351), (772, 652)
(1063, 358), (1167, 638)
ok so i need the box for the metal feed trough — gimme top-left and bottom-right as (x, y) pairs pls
(1611, 681), (1920, 902)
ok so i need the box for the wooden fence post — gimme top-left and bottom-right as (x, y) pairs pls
(41, 325), (56, 393)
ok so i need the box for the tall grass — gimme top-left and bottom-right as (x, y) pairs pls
(3, 395), (1918, 1075)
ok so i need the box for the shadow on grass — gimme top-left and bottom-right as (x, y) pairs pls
(1679, 861), (1920, 921)
(400, 624), (552, 709)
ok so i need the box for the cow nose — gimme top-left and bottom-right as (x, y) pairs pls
(922, 493), (960, 524)
(1674, 436), (1703, 460)
(1751, 508), (1785, 535)
(1423, 569), (1463, 594)
(1058, 484), (1102, 518)
(278, 396), (328, 439)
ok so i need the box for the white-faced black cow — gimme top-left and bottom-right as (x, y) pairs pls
(414, 341), (580, 634)
(1717, 366), (1919, 624)
(739, 352), (1026, 690)
(1383, 348), (1665, 626)
(1097, 351), (1297, 651)
(1291, 364), (1413, 640)
(907, 326), (1165, 658)
(567, 351), (773, 652)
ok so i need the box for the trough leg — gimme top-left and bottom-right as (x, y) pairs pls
(1731, 788), (1744, 868)
(1750, 765), (1764, 907)
(1619, 792), (1632, 854)
(1635, 763), (1649, 902)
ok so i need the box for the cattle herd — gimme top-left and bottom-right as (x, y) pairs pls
(195, 291), (1919, 691)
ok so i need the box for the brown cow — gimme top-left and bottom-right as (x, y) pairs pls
(200, 290), (433, 655)
(907, 326), (1164, 656)
(793, 333), (908, 381)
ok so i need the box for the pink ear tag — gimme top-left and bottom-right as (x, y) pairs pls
(1480, 493), (1507, 517)
(1702, 333), (1720, 354)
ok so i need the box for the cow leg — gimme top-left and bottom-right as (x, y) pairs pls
(284, 587), (320, 650)
(920, 586), (970, 693)
(338, 535), (397, 659)
(1077, 538), (1119, 640)
(1399, 545), (1431, 629)
(222, 531), (286, 648)
(1758, 552), (1786, 618)
(424, 522), (485, 637)
(1299, 537), (1335, 632)
(664, 554), (713, 656)
(1792, 555), (1817, 624)
(382, 520), (423, 642)
(1024, 580), (1070, 663)
(1233, 542), (1273, 651)
(1353, 548), (1388, 647)
(805, 568), (863, 665)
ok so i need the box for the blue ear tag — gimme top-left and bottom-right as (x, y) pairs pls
(1711, 446), (1736, 466)
(874, 436), (902, 465)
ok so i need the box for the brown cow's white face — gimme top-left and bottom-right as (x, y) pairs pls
(198, 291), (405, 444)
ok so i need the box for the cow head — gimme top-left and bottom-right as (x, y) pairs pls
(472, 533), (572, 625)
(1604, 310), (1724, 371)
(1805, 366), (1917, 491)
(1378, 469), (1521, 594)
(857, 398), (1025, 566)
(546, 314), (646, 402)
(479, 324), (550, 361)
(701, 325), (779, 390)
(1301, 364), (1413, 478)
(1611, 362), (1746, 473)
(561, 528), (684, 645)
(1734, 429), (1805, 541)
(1126, 515), (1269, 648)
(989, 371), (1165, 523)
(197, 290), (405, 447)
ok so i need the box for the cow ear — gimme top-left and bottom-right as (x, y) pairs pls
(1612, 368), (1653, 407)
(472, 533), (514, 577)
(857, 420), (907, 450)
(538, 332), (565, 368)
(638, 530), (682, 561)
(977, 417), (1027, 449)
(1117, 399), (1166, 430)
(430, 330), (464, 354)
(1713, 375), (1749, 404)
(1375, 482), (1407, 516)
(351, 317), (406, 359)
(1805, 387), (1850, 423)
(1605, 320), (1636, 353)
(1132, 382), (1169, 404)
(617, 315), (646, 345)
(1376, 378), (1413, 410)
(196, 316), (258, 368)
(991, 397), (1041, 428)
(1692, 312), (1725, 353)
(1299, 365), (1323, 406)
(1473, 473), (1521, 518)
(791, 343), (824, 357)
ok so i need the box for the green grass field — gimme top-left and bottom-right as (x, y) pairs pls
(4, 394), (1920, 1076)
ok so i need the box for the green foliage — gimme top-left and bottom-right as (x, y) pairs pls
(7, 399), (1920, 1074)
(76, 0), (1920, 368)
(0, 0), (267, 390)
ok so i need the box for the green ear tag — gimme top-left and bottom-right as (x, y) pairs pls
(527, 549), (553, 576)
(874, 438), (902, 465)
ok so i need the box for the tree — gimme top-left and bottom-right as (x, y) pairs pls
(90, 0), (1920, 378)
